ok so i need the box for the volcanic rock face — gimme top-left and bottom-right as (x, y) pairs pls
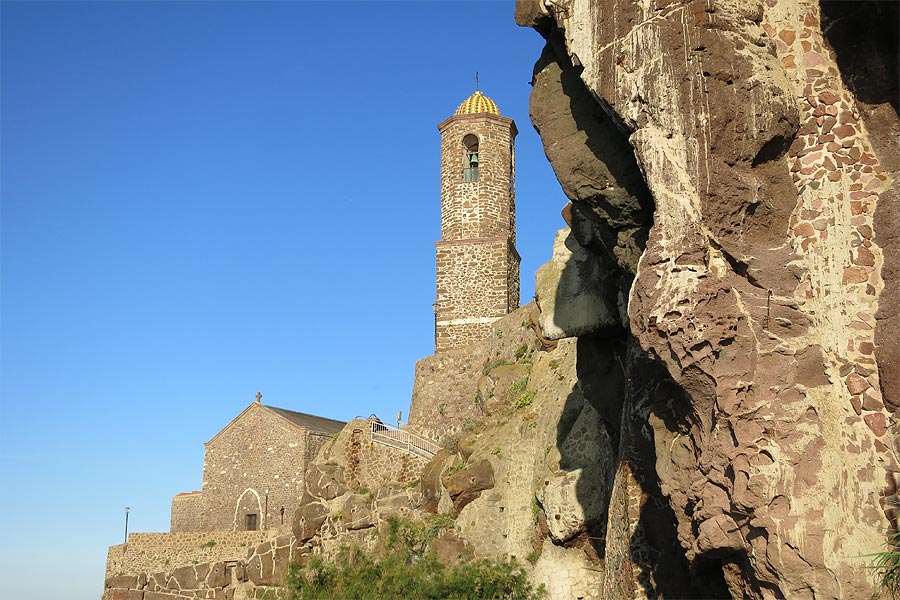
(518, 0), (898, 598)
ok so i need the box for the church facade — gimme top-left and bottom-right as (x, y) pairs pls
(170, 398), (345, 532)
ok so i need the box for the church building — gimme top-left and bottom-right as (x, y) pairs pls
(434, 90), (520, 351)
(170, 396), (345, 532)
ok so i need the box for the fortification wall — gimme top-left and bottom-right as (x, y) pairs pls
(410, 304), (539, 443)
(103, 533), (295, 600)
(105, 530), (276, 579)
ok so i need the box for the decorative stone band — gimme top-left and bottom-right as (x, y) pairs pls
(436, 316), (502, 326)
(434, 236), (522, 263)
(436, 111), (518, 137)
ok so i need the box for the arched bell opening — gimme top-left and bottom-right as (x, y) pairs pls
(462, 133), (479, 182)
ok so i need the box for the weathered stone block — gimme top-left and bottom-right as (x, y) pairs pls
(341, 494), (375, 530)
(443, 459), (495, 515)
(305, 464), (347, 500)
(170, 565), (199, 589)
(292, 501), (328, 543)
(106, 575), (139, 589)
(536, 229), (621, 340)
(206, 562), (228, 589)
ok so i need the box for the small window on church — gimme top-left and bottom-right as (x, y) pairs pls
(463, 134), (479, 182)
(246, 513), (258, 531)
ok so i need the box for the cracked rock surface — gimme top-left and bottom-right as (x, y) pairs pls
(519, 0), (898, 597)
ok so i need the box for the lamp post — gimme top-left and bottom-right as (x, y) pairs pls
(280, 506), (285, 525)
(432, 301), (439, 351)
(124, 506), (130, 544)
(264, 489), (269, 529)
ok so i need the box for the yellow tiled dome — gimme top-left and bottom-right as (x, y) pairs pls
(455, 90), (500, 116)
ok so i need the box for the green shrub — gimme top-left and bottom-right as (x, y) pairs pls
(548, 359), (559, 370)
(514, 390), (537, 409)
(357, 487), (369, 495)
(514, 344), (528, 359)
(437, 403), (445, 416)
(868, 530), (900, 598)
(531, 497), (542, 522)
(491, 446), (501, 457)
(446, 461), (465, 476)
(284, 517), (544, 600)
(508, 378), (528, 396)
(431, 513), (456, 530)
(443, 434), (460, 453)
(482, 360), (513, 376)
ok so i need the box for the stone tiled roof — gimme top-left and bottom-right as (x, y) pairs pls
(455, 90), (500, 116)
(264, 405), (346, 435)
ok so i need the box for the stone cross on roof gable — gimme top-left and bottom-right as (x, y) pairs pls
(256, 391), (262, 403)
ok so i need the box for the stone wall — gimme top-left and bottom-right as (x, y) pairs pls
(410, 304), (540, 443)
(312, 418), (429, 491)
(434, 111), (520, 351)
(438, 114), (516, 241)
(435, 239), (518, 352)
(170, 492), (203, 533)
(103, 533), (294, 600)
(105, 531), (275, 579)
(201, 403), (310, 531)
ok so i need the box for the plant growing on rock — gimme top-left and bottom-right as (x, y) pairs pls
(514, 390), (536, 408)
(446, 461), (466, 476)
(508, 378), (528, 397)
(284, 517), (544, 600)
(482, 360), (513, 376)
(868, 530), (900, 599)
(531, 497), (542, 523)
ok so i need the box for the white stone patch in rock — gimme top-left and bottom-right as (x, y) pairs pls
(537, 463), (608, 544)
(531, 537), (603, 600)
(536, 228), (619, 340)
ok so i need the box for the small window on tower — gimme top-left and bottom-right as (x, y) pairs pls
(245, 513), (258, 531)
(463, 134), (479, 182)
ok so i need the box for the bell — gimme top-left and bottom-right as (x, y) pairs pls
(469, 154), (479, 165)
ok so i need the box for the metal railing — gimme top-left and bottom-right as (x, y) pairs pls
(371, 421), (440, 461)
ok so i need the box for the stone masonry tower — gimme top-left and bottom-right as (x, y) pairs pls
(434, 91), (519, 352)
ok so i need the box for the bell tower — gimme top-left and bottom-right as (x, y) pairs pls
(434, 91), (519, 352)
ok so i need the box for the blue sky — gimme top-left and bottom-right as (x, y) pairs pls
(0, 2), (565, 598)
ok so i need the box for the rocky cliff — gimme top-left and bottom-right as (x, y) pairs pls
(294, 306), (620, 599)
(102, 4), (897, 597)
(516, 0), (898, 597)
